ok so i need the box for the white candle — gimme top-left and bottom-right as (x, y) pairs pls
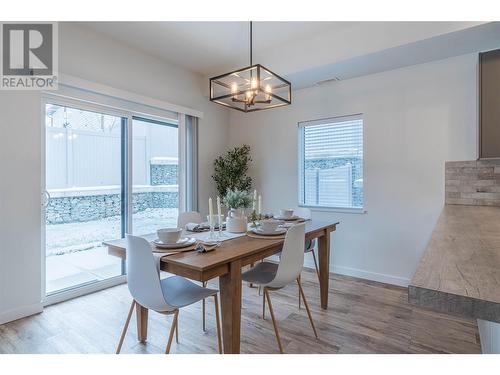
(252, 189), (257, 211)
(208, 197), (214, 227)
(217, 196), (222, 228)
(258, 194), (262, 215)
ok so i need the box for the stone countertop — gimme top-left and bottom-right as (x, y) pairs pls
(408, 204), (500, 323)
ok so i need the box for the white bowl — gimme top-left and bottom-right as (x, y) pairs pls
(157, 228), (182, 244)
(279, 208), (294, 218)
(260, 219), (280, 233)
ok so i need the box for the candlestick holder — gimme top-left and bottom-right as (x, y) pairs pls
(209, 222), (216, 239)
(217, 222), (226, 238)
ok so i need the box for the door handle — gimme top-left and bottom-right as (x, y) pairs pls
(43, 190), (51, 207)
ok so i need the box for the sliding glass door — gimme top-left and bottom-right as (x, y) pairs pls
(131, 117), (179, 236)
(44, 103), (125, 294)
(44, 99), (182, 297)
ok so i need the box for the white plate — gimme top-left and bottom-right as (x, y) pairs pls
(252, 228), (287, 236)
(153, 237), (196, 249)
(274, 215), (301, 221)
(164, 237), (189, 245)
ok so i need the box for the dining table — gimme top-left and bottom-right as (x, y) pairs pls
(105, 219), (339, 354)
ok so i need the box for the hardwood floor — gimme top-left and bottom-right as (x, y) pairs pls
(0, 270), (481, 354)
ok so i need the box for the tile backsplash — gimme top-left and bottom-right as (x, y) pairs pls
(445, 160), (500, 206)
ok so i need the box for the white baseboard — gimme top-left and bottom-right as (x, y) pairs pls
(0, 302), (43, 325)
(303, 257), (410, 287)
(331, 265), (410, 287)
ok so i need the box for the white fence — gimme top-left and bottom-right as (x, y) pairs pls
(46, 127), (176, 189)
(304, 164), (352, 207)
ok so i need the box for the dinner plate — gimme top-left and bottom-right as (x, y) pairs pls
(274, 215), (301, 221)
(152, 244), (197, 254)
(153, 237), (196, 249)
(252, 228), (287, 236)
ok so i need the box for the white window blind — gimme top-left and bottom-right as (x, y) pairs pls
(299, 114), (363, 209)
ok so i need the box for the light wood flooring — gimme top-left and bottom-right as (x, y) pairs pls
(0, 270), (481, 354)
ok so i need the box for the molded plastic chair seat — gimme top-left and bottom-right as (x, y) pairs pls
(240, 224), (318, 353)
(161, 276), (218, 308)
(177, 211), (203, 229)
(177, 211), (210, 331)
(115, 234), (222, 354)
(242, 262), (278, 285)
(276, 239), (314, 256)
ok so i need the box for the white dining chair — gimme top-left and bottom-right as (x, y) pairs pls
(116, 234), (222, 354)
(241, 223), (318, 353)
(177, 211), (203, 229)
(176, 211), (210, 331)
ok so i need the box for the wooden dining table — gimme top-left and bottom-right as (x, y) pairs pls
(105, 220), (338, 354)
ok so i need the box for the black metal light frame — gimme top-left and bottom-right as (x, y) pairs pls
(209, 22), (292, 113)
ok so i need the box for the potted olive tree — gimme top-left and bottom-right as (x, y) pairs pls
(223, 189), (252, 233)
(212, 145), (253, 233)
(212, 145), (252, 198)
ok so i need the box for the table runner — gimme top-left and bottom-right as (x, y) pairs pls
(139, 230), (247, 271)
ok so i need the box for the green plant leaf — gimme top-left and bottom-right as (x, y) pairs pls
(212, 145), (253, 197)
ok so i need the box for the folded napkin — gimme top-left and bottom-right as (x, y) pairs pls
(185, 222), (226, 232)
(185, 222), (208, 232)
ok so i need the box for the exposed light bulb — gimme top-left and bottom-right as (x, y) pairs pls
(245, 90), (253, 99)
(251, 78), (258, 89)
(231, 82), (238, 94)
(265, 84), (272, 101)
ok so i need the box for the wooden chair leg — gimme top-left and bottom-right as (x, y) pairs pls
(202, 281), (207, 332)
(116, 300), (136, 354)
(165, 310), (179, 354)
(264, 288), (284, 354)
(298, 274), (302, 309)
(213, 294), (223, 354)
(297, 278), (318, 339)
(311, 250), (320, 280)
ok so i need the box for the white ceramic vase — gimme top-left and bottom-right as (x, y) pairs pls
(226, 208), (247, 233)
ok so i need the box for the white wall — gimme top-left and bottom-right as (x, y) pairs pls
(0, 92), (44, 323)
(0, 23), (230, 324)
(228, 54), (478, 286)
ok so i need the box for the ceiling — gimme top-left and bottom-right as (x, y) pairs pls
(80, 21), (343, 74)
(79, 21), (500, 89)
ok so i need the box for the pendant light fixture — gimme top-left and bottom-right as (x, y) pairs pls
(209, 22), (292, 112)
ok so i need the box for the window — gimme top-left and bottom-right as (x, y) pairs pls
(299, 114), (363, 210)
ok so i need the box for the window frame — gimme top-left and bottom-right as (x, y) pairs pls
(298, 114), (365, 213)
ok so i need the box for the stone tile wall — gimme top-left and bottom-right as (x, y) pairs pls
(46, 191), (178, 224)
(445, 160), (500, 206)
